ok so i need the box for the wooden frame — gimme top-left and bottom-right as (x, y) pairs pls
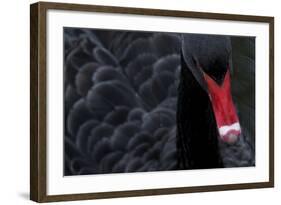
(30, 1), (274, 202)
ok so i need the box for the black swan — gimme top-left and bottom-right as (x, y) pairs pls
(64, 28), (255, 175)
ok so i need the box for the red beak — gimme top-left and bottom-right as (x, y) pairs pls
(204, 69), (241, 143)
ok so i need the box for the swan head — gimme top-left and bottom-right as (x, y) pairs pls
(181, 34), (241, 144)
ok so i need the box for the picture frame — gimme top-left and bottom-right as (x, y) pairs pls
(30, 1), (274, 202)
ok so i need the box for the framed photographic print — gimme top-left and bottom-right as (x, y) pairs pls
(30, 1), (274, 202)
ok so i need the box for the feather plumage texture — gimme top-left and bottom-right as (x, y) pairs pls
(64, 28), (255, 175)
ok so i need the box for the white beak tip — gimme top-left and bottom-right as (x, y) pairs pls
(219, 122), (241, 144)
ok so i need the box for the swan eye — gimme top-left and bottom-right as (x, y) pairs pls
(192, 55), (228, 86)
